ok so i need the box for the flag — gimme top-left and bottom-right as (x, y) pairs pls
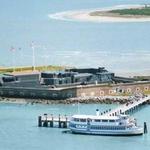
(30, 41), (34, 49)
(10, 46), (15, 52)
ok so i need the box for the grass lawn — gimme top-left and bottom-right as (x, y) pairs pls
(90, 6), (150, 17)
(109, 7), (150, 16)
(0, 65), (66, 73)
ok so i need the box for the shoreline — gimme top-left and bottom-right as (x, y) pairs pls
(0, 96), (150, 105)
(49, 4), (150, 23)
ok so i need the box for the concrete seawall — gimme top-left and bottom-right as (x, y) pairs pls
(76, 82), (150, 97)
(0, 81), (150, 100)
(0, 87), (77, 99)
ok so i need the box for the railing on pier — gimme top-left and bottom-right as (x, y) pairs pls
(103, 95), (150, 116)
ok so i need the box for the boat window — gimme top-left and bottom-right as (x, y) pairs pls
(74, 118), (80, 122)
(76, 125), (87, 128)
(109, 120), (115, 122)
(102, 120), (108, 122)
(94, 119), (101, 122)
(122, 116), (128, 120)
(115, 119), (119, 122)
(80, 119), (86, 122)
(90, 125), (126, 130)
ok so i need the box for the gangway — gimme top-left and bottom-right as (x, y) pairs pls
(104, 95), (150, 116)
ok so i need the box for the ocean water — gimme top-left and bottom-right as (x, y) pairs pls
(0, 102), (150, 150)
(0, 0), (150, 75)
(0, 1), (150, 149)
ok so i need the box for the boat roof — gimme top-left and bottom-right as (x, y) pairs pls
(72, 114), (122, 120)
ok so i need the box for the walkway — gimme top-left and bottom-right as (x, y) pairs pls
(104, 95), (150, 116)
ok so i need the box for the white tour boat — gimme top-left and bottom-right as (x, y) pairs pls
(69, 111), (143, 136)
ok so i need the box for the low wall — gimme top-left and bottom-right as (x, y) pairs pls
(0, 87), (77, 100)
(76, 82), (150, 97)
(0, 81), (150, 100)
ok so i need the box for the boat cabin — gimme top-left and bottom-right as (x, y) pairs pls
(70, 114), (131, 126)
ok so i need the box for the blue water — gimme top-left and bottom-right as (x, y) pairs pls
(0, 102), (150, 150)
(0, 0), (150, 75)
(0, 1), (150, 148)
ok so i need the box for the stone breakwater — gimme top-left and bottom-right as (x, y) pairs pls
(1, 96), (149, 105)
(65, 96), (130, 104)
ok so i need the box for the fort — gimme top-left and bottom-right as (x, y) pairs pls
(0, 67), (150, 101)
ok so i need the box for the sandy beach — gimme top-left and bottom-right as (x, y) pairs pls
(49, 4), (150, 23)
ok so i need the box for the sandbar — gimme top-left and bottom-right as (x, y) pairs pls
(48, 4), (150, 22)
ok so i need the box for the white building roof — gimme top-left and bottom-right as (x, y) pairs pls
(72, 114), (121, 120)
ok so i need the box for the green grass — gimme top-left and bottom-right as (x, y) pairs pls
(144, 91), (150, 95)
(0, 65), (66, 73)
(109, 7), (150, 16)
(133, 76), (150, 81)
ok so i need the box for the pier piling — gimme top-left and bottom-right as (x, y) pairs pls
(38, 114), (69, 128)
(43, 114), (48, 127)
(64, 115), (68, 128)
(58, 114), (61, 128)
(43, 120), (48, 127)
(38, 116), (42, 127)
(144, 122), (148, 134)
(50, 114), (54, 127)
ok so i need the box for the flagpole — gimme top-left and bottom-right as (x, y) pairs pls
(13, 50), (15, 72)
(44, 56), (47, 71)
(19, 48), (23, 71)
(31, 42), (35, 72)
(10, 46), (15, 72)
(42, 55), (49, 71)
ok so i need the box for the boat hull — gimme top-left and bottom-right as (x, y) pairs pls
(69, 127), (143, 136)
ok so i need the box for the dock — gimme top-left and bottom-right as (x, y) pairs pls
(38, 114), (70, 128)
(38, 95), (150, 128)
(103, 95), (150, 116)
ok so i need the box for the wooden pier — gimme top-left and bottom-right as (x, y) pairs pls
(38, 114), (70, 128)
